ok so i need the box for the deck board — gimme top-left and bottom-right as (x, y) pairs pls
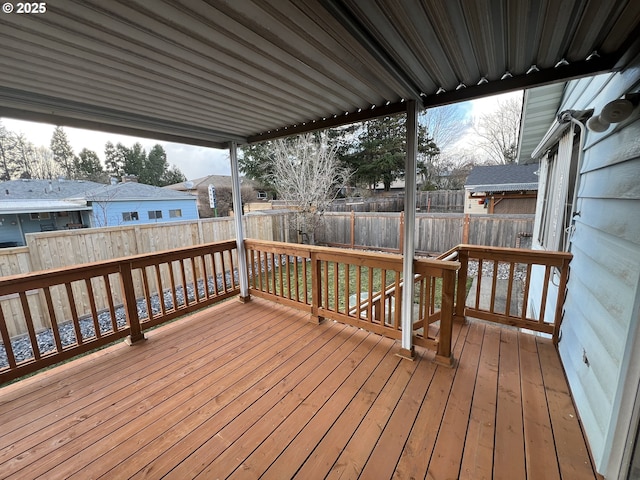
(0, 298), (600, 479)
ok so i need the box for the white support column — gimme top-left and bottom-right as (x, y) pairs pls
(229, 141), (250, 301)
(400, 100), (418, 359)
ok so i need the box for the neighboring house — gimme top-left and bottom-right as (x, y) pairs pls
(165, 175), (270, 217)
(0, 178), (199, 246)
(463, 164), (539, 214)
(0, 179), (101, 247)
(83, 180), (199, 227)
(519, 65), (640, 477)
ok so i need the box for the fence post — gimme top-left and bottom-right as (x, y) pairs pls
(310, 252), (324, 324)
(120, 261), (145, 344)
(435, 269), (455, 367)
(350, 210), (355, 249)
(462, 213), (470, 243)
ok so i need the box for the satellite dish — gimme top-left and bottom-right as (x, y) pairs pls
(184, 181), (194, 189)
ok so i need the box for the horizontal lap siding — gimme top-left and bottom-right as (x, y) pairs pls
(555, 73), (640, 471)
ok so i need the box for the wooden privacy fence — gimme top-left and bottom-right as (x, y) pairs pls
(0, 240), (240, 383)
(316, 212), (534, 253)
(439, 244), (572, 343)
(0, 212), (292, 337)
(244, 239), (460, 365)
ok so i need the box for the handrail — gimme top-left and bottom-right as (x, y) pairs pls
(447, 244), (572, 343)
(244, 239), (460, 365)
(0, 240), (239, 384)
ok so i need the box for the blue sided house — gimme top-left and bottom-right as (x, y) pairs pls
(0, 178), (199, 246)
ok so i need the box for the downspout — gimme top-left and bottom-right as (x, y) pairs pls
(229, 141), (250, 301)
(399, 100), (417, 359)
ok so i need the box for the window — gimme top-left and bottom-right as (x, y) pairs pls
(537, 127), (580, 251)
(257, 191), (267, 199)
(122, 211), (139, 222)
(148, 210), (162, 220)
(30, 212), (51, 220)
(169, 209), (182, 218)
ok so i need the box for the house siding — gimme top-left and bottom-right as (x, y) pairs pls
(90, 199), (199, 227)
(531, 66), (640, 474)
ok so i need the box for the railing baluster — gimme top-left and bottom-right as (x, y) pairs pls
(538, 265), (552, 324)
(167, 261), (178, 311)
(103, 274), (118, 332)
(356, 265), (362, 318)
(475, 258), (483, 310)
(84, 278), (101, 339)
(393, 272), (401, 330)
(333, 262), (339, 313)
(367, 267), (374, 321)
(154, 264), (167, 314)
(505, 262), (515, 317)
(0, 305), (17, 369)
(521, 264), (532, 321)
(553, 258), (572, 343)
(179, 259), (189, 305)
(454, 249), (468, 322)
(490, 260), (499, 313)
(64, 283), (83, 346)
(269, 252), (276, 295)
(228, 250), (237, 290)
(190, 257), (199, 303)
(43, 286), (63, 351)
(211, 253), (220, 297)
(344, 263), (350, 316)
(294, 255), (301, 302)
(199, 256), (209, 301)
(303, 256), (309, 304)
(310, 252), (323, 323)
(323, 261), (329, 311)
(18, 291), (41, 359)
(140, 267), (153, 321)
(278, 254), (284, 297)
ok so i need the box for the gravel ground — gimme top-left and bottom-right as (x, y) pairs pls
(466, 259), (527, 281)
(0, 271), (238, 369)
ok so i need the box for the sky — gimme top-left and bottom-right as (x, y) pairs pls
(0, 90), (521, 181)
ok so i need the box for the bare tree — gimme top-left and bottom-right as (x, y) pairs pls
(268, 133), (351, 243)
(0, 122), (17, 180)
(29, 146), (63, 179)
(472, 96), (523, 164)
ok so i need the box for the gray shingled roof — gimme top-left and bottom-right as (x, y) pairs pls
(0, 179), (195, 202)
(465, 164), (539, 191)
(0, 179), (105, 199)
(82, 182), (197, 202)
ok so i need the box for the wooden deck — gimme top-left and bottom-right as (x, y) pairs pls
(0, 298), (597, 479)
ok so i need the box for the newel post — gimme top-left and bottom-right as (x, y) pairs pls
(120, 261), (145, 345)
(435, 268), (455, 367)
(310, 252), (324, 324)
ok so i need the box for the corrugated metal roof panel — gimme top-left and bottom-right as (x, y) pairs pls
(0, 0), (638, 145)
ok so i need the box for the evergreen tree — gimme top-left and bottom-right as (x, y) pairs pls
(123, 142), (146, 178)
(50, 126), (75, 178)
(104, 141), (127, 178)
(141, 144), (168, 185)
(161, 164), (186, 186)
(345, 113), (439, 191)
(75, 148), (106, 182)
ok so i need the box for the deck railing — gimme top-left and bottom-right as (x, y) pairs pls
(0, 240), (239, 383)
(439, 244), (572, 342)
(244, 240), (459, 364)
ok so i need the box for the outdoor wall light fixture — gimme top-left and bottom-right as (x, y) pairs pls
(586, 93), (640, 132)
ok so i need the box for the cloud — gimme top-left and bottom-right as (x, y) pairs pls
(1, 117), (231, 180)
